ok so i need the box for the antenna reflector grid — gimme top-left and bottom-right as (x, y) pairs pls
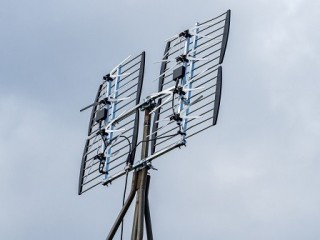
(78, 52), (145, 195)
(150, 10), (230, 157)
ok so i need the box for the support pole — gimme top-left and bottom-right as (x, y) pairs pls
(131, 191), (139, 239)
(132, 108), (151, 240)
(107, 173), (138, 240)
(145, 175), (153, 240)
(136, 168), (148, 239)
(107, 108), (153, 240)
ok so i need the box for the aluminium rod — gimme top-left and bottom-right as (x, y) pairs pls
(120, 53), (142, 68)
(188, 87), (215, 103)
(155, 127), (177, 140)
(187, 115), (214, 130)
(81, 180), (102, 194)
(102, 140), (184, 186)
(197, 19), (226, 40)
(116, 81), (139, 97)
(193, 61), (219, 73)
(111, 144), (130, 157)
(84, 146), (100, 157)
(110, 135), (134, 150)
(195, 42), (222, 58)
(198, 11), (228, 27)
(82, 173), (104, 186)
(191, 74), (218, 89)
(194, 33), (223, 50)
(106, 159), (127, 172)
(181, 23), (199, 140)
(115, 74), (139, 89)
(185, 124), (214, 139)
(154, 134), (177, 147)
(167, 45), (185, 57)
(120, 62), (140, 75)
(115, 119), (136, 132)
(201, 50), (222, 61)
(108, 151), (131, 165)
(188, 100), (215, 116)
(115, 98), (137, 113)
(84, 160), (99, 171)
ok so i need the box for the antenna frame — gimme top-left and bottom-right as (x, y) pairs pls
(78, 10), (231, 239)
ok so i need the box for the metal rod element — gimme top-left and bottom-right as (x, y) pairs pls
(141, 109), (151, 159)
(105, 65), (122, 178)
(182, 22), (199, 141)
(107, 173), (138, 240)
(145, 175), (153, 240)
(102, 140), (183, 186)
(136, 168), (148, 240)
(131, 187), (139, 239)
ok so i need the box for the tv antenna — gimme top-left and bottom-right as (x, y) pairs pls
(78, 10), (231, 240)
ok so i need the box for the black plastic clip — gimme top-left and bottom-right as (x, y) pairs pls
(99, 97), (111, 105)
(170, 113), (183, 122)
(175, 54), (189, 63)
(179, 30), (191, 38)
(95, 153), (106, 161)
(96, 153), (107, 174)
(97, 128), (107, 136)
(173, 86), (186, 96)
(103, 74), (114, 82)
(141, 99), (156, 111)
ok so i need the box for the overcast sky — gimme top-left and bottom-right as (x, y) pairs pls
(1, 0), (320, 239)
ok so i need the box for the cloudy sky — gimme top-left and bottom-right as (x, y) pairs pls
(1, 0), (320, 239)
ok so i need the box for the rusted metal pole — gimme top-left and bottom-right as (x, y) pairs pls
(136, 168), (147, 239)
(107, 173), (138, 240)
(133, 109), (151, 240)
(108, 108), (152, 240)
(140, 108), (151, 161)
(145, 174), (153, 240)
(131, 177), (139, 239)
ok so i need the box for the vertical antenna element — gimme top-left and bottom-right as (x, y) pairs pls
(213, 66), (222, 125)
(219, 9), (231, 64)
(151, 42), (171, 155)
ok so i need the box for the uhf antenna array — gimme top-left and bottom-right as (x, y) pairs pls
(78, 10), (231, 240)
(79, 53), (145, 194)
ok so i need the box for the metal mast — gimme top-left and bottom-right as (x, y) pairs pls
(107, 106), (153, 240)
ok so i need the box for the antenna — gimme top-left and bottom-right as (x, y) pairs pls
(78, 10), (231, 239)
(151, 10), (231, 156)
(78, 52), (145, 195)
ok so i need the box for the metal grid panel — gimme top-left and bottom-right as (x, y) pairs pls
(151, 10), (230, 155)
(78, 52), (145, 195)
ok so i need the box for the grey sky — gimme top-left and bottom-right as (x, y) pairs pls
(1, 0), (320, 239)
